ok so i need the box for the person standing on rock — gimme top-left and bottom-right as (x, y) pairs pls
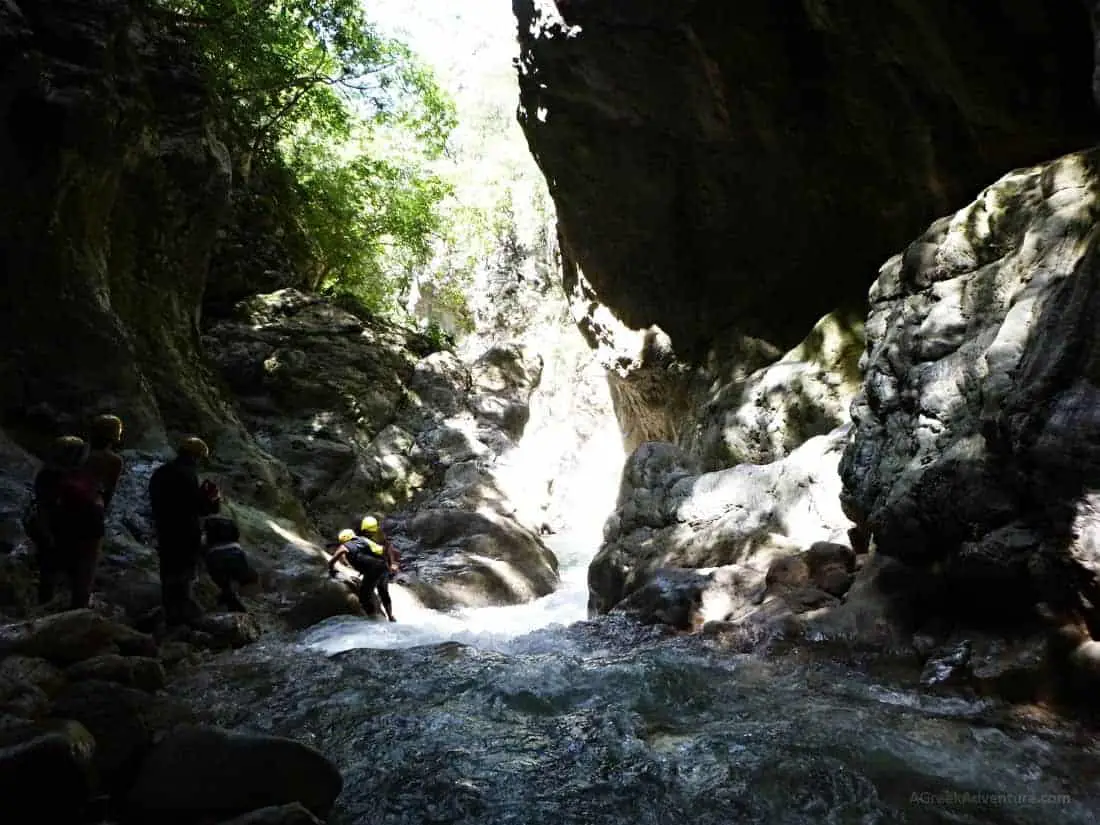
(328, 516), (399, 622)
(30, 435), (106, 608)
(84, 413), (125, 513)
(149, 437), (221, 626)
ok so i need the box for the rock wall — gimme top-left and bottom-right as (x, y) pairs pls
(564, 255), (864, 469)
(841, 147), (1100, 629)
(0, 0), (308, 523)
(515, 0), (1098, 356)
(0, 0), (230, 443)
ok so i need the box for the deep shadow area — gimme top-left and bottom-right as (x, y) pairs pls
(514, 0), (1100, 355)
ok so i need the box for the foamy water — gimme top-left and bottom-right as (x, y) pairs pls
(301, 530), (596, 655)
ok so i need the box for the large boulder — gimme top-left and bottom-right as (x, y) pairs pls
(66, 654), (166, 692)
(204, 290), (423, 523)
(0, 610), (156, 664)
(125, 725), (343, 822)
(514, 0), (1098, 356)
(50, 679), (196, 793)
(841, 147), (1100, 627)
(589, 427), (854, 620)
(0, 719), (97, 824)
(401, 509), (559, 609)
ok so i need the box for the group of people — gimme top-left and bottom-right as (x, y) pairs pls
(26, 419), (254, 625)
(25, 413), (404, 626)
(24, 415), (125, 610)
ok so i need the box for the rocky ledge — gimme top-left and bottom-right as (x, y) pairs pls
(0, 610), (342, 825)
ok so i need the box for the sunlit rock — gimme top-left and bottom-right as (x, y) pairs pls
(590, 427), (854, 621)
(841, 147), (1100, 626)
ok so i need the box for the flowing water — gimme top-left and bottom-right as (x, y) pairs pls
(172, 530), (1100, 825)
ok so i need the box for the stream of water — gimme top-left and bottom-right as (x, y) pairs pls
(172, 529), (1100, 825)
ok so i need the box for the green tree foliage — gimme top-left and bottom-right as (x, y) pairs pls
(154, 0), (456, 311)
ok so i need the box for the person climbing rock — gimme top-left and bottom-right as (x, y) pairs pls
(328, 516), (399, 622)
(30, 435), (106, 609)
(148, 437), (221, 626)
(360, 514), (402, 577)
(202, 515), (258, 613)
(84, 413), (125, 513)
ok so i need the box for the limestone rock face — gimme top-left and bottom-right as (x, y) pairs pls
(566, 259), (864, 469)
(589, 427), (853, 617)
(0, 0), (307, 528)
(841, 147), (1100, 625)
(515, 0), (1098, 355)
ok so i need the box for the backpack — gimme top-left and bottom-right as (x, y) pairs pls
(345, 536), (385, 570)
(54, 470), (105, 538)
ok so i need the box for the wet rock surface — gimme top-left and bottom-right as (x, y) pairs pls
(168, 621), (1100, 825)
(0, 608), (345, 824)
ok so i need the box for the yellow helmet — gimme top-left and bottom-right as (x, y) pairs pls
(177, 436), (210, 460)
(51, 435), (87, 469)
(337, 528), (356, 544)
(360, 515), (379, 533)
(90, 414), (123, 444)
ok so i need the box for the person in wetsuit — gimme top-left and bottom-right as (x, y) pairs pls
(328, 516), (399, 622)
(148, 437), (221, 626)
(30, 435), (105, 608)
(202, 515), (258, 613)
(83, 414), (125, 513)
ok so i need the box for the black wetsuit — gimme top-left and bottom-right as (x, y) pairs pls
(149, 455), (217, 624)
(344, 536), (392, 618)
